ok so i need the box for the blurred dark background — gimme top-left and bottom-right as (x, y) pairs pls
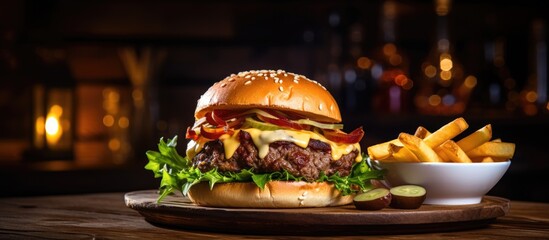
(1, 0), (547, 202)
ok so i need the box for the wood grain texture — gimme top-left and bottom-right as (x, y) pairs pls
(1, 191), (548, 239)
(125, 190), (508, 235)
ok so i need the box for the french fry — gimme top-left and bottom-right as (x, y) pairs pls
(456, 124), (492, 152)
(438, 140), (473, 163)
(388, 143), (420, 162)
(471, 157), (493, 162)
(414, 126), (431, 139)
(368, 117), (515, 164)
(466, 142), (516, 159)
(423, 117), (469, 149)
(433, 146), (452, 162)
(367, 139), (400, 160)
(398, 133), (443, 162)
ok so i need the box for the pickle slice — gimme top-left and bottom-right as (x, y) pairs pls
(353, 188), (392, 210)
(242, 117), (280, 130)
(389, 185), (426, 209)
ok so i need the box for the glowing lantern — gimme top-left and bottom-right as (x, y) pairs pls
(25, 48), (74, 161)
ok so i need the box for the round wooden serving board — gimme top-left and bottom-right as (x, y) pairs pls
(125, 190), (509, 235)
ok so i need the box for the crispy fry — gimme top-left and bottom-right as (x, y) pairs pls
(456, 124), (492, 152)
(398, 133), (443, 162)
(388, 143), (420, 162)
(414, 126), (431, 139)
(367, 139), (399, 160)
(423, 117), (469, 149)
(368, 117), (514, 164)
(433, 146), (452, 162)
(439, 140), (473, 163)
(466, 142), (515, 159)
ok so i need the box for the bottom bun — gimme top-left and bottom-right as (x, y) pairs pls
(187, 181), (354, 208)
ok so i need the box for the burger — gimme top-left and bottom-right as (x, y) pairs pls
(145, 69), (384, 208)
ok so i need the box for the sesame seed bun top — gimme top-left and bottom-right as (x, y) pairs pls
(195, 69), (342, 123)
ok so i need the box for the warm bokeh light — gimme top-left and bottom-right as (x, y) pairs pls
(383, 43), (397, 56)
(108, 138), (121, 151)
(50, 105), (63, 117)
(35, 117), (45, 139)
(435, 0), (450, 16)
(103, 115), (115, 127)
(424, 65), (437, 78)
(428, 94), (442, 106)
(440, 70), (452, 81)
(526, 91), (538, 103)
(45, 116), (60, 136)
(357, 57), (372, 69)
(402, 79), (413, 90)
(118, 116), (130, 128)
(464, 75), (477, 88)
(45, 105), (63, 146)
(394, 74), (408, 86)
(440, 58), (453, 71)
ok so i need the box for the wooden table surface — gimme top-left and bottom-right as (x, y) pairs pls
(1, 191), (548, 239)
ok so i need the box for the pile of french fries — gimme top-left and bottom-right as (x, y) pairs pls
(367, 117), (515, 163)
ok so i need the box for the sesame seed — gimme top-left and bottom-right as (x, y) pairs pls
(221, 83), (227, 87)
(284, 73), (288, 77)
(258, 73), (263, 77)
(264, 76), (268, 80)
(244, 80), (252, 85)
(251, 77), (256, 80)
(279, 86), (284, 92)
(228, 78), (235, 82)
(319, 103), (323, 110)
(293, 79), (299, 84)
(245, 75), (251, 79)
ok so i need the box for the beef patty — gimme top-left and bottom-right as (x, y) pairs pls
(192, 130), (358, 181)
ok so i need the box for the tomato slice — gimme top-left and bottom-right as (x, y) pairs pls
(323, 127), (364, 144)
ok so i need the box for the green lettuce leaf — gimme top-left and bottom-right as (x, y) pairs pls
(145, 136), (385, 202)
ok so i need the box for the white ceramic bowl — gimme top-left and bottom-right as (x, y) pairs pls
(370, 160), (511, 205)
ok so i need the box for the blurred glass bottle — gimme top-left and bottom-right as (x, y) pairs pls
(344, 13), (374, 114)
(326, 7), (373, 114)
(520, 19), (548, 116)
(471, 14), (519, 114)
(415, 0), (475, 115)
(371, 0), (413, 114)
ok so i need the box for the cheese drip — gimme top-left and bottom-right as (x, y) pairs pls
(186, 128), (362, 162)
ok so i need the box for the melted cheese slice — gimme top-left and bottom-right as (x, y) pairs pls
(186, 128), (362, 162)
